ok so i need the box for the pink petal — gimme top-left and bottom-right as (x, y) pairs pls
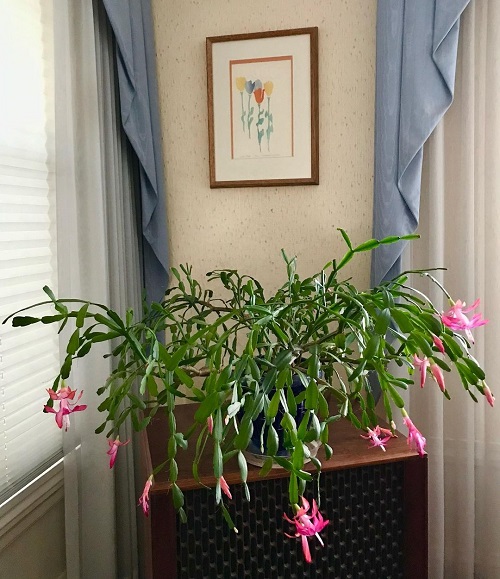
(55, 408), (65, 429)
(430, 364), (446, 392)
(207, 415), (213, 435)
(403, 416), (427, 457)
(301, 535), (312, 564)
(484, 384), (495, 407)
(463, 298), (480, 313)
(106, 438), (129, 468)
(107, 448), (118, 468)
(433, 336), (445, 354)
(138, 477), (153, 517)
(413, 355), (429, 388)
(220, 476), (232, 500)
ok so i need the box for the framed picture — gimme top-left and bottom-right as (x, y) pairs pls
(206, 27), (319, 188)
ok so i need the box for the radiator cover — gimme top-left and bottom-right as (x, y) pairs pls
(177, 462), (405, 579)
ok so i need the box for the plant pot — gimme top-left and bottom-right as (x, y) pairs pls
(242, 374), (321, 468)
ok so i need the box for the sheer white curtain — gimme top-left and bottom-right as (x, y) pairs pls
(54, 1), (141, 577)
(54, 1), (115, 576)
(408, 2), (500, 577)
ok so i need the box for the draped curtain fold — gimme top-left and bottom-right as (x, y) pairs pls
(374, 1), (500, 576)
(409, 2), (500, 576)
(102, 0), (169, 305)
(371, 0), (470, 286)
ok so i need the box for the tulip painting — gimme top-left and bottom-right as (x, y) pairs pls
(264, 81), (274, 151)
(244, 80), (255, 138)
(235, 77), (246, 131)
(229, 55), (293, 161)
(253, 80), (265, 152)
(234, 76), (275, 152)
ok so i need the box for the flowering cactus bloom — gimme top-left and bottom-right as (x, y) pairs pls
(219, 476), (232, 500)
(44, 386), (87, 431)
(360, 425), (395, 452)
(284, 497), (329, 564)
(106, 437), (130, 468)
(433, 335), (445, 354)
(430, 364), (446, 393)
(403, 415), (426, 457)
(207, 415), (214, 435)
(413, 354), (430, 388)
(441, 299), (488, 343)
(139, 476), (153, 517)
(483, 383), (495, 407)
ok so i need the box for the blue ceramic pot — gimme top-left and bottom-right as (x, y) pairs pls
(246, 373), (306, 458)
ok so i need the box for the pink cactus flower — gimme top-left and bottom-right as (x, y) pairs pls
(413, 354), (430, 388)
(284, 497), (329, 564)
(44, 386), (87, 431)
(403, 415), (426, 457)
(430, 364), (446, 393)
(219, 476), (232, 500)
(138, 476), (153, 517)
(433, 336), (445, 354)
(360, 425), (395, 452)
(106, 437), (130, 468)
(484, 383), (495, 407)
(441, 299), (488, 343)
(207, 415), (214, 435)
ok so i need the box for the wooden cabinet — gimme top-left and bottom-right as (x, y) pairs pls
(142, 405), (427, 579)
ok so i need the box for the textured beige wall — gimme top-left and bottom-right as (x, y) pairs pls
(0, 496), (65, 579)
(152, 0), (376, 293)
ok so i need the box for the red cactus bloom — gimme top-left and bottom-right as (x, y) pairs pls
(484, 383), (495, 407)
(284, 497), (329, 563)
(441, 298), (488, 343)
(413, 354), (430, 388)
(219, 476), (232, 500)
(433, 335), (445, 354)
(107, 437), (130, 468)
(430, 363), (446, 393)
(44, 386), (87, 431)
(360, 425), (395, 452)
(403, 415), (426, 457)
(139, 476), (153, 517)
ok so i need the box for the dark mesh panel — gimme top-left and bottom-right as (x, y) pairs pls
(177, 463), (404, 579)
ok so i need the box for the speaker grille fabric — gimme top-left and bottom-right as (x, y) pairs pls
(177, 462), (404, 578)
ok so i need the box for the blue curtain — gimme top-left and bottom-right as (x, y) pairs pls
(102, 0), (169, 304)
(371, 0), (470, 287)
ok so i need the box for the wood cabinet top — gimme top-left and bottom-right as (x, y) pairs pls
(146, 403), (423, 494)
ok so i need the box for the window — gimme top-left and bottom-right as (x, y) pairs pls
(0, 0), (62, 503)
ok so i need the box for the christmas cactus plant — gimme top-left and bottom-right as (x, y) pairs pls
(4, 230), (492, 563)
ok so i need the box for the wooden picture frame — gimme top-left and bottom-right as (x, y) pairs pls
(206, 27), (319, 188)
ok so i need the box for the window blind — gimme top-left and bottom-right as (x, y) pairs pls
(0, 0), (62, 502)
